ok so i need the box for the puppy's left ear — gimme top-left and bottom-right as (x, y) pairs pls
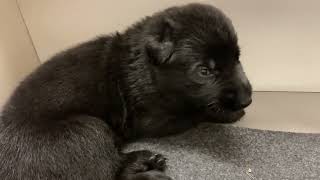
(145, 18), (178, 65)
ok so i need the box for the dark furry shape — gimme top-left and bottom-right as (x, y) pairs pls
(0, 3), (252, 180)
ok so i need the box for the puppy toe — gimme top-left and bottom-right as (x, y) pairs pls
(148, 153), (167, 170)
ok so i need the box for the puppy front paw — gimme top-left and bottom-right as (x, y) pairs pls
(148, 153), (167, 171)
(118, 150), (172, 180)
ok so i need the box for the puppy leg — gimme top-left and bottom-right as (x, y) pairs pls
(0, 115), (123, 180)
(118, 150), (172, 180)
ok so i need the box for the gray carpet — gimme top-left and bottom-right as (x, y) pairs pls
(124, 123), (320, 180)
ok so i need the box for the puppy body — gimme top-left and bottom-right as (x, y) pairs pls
(0, 4), (251, 180)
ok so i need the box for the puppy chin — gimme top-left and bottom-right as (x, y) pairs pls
(203, 109), (245, 124)
(223, 109), (246, 123)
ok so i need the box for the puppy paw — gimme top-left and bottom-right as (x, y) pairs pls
(119, 150), (169, 175)
(118, 150), (171, 180)
(148, 153), (167, 171)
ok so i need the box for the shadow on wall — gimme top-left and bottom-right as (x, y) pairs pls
(0, 0), (40, 107)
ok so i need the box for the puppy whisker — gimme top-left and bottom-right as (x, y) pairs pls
(207, 101), (217, 107)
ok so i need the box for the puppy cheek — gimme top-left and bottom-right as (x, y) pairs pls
(202, 81), (221, 98)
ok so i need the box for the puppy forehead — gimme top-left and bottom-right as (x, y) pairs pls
(177, 41), (238, 68)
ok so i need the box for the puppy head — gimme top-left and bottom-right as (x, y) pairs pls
(145, 3), (252, 114)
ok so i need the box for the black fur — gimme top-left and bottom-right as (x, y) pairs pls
(0, 3), (252, 180)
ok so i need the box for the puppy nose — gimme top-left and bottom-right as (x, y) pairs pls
(223, 89), (252, 111)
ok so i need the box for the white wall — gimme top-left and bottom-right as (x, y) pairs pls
(16, 0), (320, 92)
(0, 0), (40, 107)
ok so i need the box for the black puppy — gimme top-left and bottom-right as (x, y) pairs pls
(0, 3), (252, 180)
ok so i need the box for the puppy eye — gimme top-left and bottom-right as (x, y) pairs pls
(198, 66), (213, 77)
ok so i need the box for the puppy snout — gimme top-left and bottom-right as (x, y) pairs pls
(222, 88), (252, 111)
(239, 96), (252, 109)
(235, 86), (252, 110)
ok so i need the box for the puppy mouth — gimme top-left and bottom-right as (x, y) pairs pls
(207, 101), (244, 114)
(207, 101), (226, 114)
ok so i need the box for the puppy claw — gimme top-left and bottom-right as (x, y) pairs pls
(148, 153), (167, 170)
(149, 154), (160, 161)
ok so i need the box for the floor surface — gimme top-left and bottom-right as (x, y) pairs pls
(125, 124), (320, 180)
(125, 92), (320, 179)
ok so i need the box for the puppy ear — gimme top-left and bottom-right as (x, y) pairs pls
(145, 18), (177, 65)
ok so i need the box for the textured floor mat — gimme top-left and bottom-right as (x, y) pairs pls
(124, 123), (320, 180)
